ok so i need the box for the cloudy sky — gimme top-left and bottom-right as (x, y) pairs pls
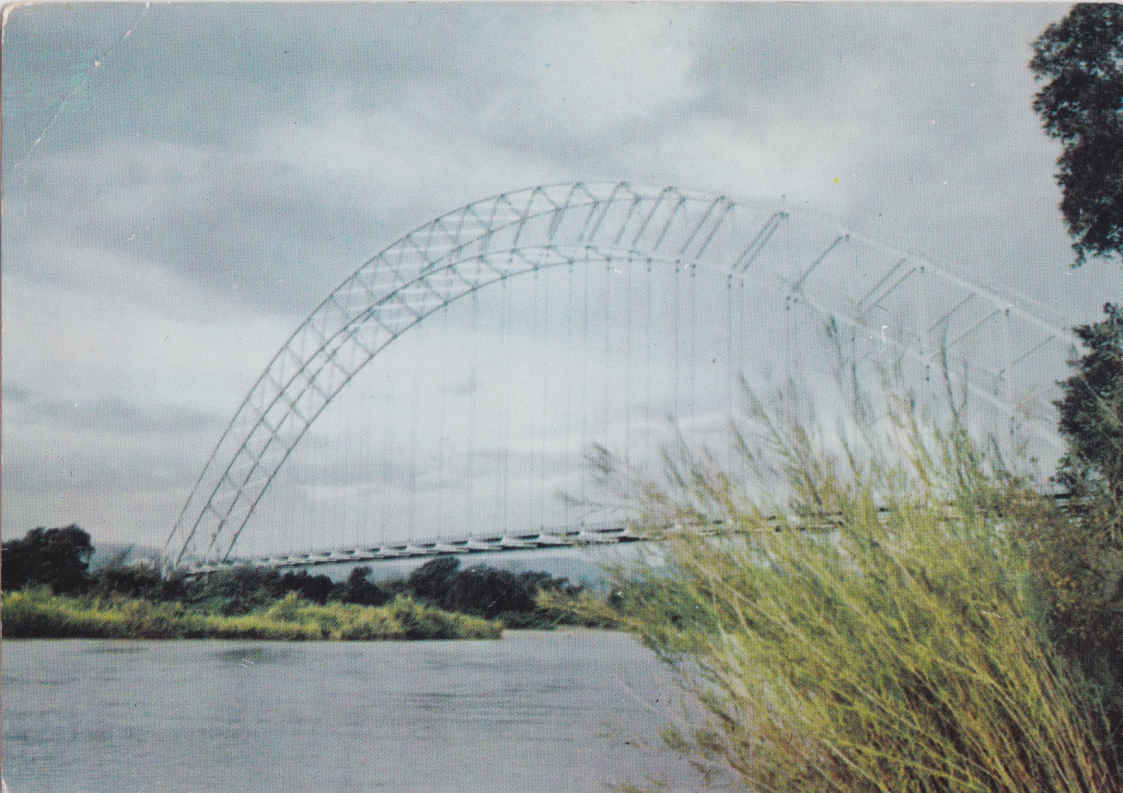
(3, 3), (1118, 558)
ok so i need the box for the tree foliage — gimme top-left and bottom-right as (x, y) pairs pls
(1031, 4), (1123, 266)
(338, 565), (391, 606)
(2, 525), (94, 593)
(1036, 303), (1123, 702)
(1030, 8), (1123, 719)
(442, 566), (536, 619)
(406, 556), (462, 602)
(1055, 302), (1123, 501)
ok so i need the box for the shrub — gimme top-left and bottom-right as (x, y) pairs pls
(534, 588), (624, 628)
(387, 595), (502, 640)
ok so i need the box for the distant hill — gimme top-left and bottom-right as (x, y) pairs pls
(89, 542), (162, 571)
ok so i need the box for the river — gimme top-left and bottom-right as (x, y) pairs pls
(2, 630), (732, 793)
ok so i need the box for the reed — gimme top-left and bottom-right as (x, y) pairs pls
(582, 377), (1121, 793)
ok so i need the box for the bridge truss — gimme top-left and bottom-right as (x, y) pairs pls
(165, 182), (1078, 570)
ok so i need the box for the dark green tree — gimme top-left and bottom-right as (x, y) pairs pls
(275, 569), (334, 604)
(406, 556), (461, 602)
(1031, 4), (1123, 266)
(1054, 302), (1123, 502)
(442, 566), (534, 619)
(1030, 13), (1123, 763)
(2, 525), (94, 593)
(335, 566), (390, 606)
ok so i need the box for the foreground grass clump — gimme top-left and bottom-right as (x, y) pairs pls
(626, 500), (1118, 792)
(1, 589), (501, 640)
(583, 394), (1122, 792)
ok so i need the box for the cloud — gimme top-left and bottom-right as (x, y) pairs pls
(3, 3), (1109, 555)
(0, 258), (295, 434)
(8, 388), (223, 436)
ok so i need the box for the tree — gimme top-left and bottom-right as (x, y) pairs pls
(335, 566), (390, 606)
(1054, 302), (1123, 502)
(1031, 4), (1123, 266)
(1, 525), (94, 593)
(406, 556), (461, 602)
(442, 566), (534, 618)
(1031, 14), (1123, 748)
(275, 569), (334, 604)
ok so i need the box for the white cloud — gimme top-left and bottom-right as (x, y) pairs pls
(508, 5), (699, 135)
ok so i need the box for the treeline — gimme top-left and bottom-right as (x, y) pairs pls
(100, 555), (583, 627)
(1, 525), (587, 632)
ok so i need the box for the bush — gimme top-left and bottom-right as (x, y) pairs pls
(387, 594), (502, 640)
(534, 588), (624, 628)
(91, 563), (168, 600)
(1010, 489), (1123, 711)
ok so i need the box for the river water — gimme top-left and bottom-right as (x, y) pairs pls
(3, 630), (731, 793)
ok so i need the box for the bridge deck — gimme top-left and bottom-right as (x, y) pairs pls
(179, 524), (647, 575)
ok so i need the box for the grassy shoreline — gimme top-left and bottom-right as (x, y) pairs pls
(1, 588), (502, 640)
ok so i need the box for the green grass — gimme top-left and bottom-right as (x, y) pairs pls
(1, 589), (501, 640)
(618, 494), (1118, 792)
(568, 373), (1123, 793)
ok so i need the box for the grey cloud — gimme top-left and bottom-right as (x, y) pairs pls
(9, 387), (224, 436)
(3, 3), (1108, 552)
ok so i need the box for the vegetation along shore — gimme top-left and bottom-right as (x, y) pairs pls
(1, 527), (599, 640)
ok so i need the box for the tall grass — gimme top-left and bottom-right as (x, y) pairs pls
(2, 589), (501, 640)
(586, 377), (1121, 793)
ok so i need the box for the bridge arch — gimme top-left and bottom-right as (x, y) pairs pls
(166, 182), (1077, 568)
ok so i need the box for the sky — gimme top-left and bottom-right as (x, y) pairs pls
(3, 2), (1119, 559)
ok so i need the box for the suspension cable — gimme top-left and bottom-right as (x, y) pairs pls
(565, 260), (575, 528)
(690, 261), (697, 424)
(580, 255), (590, 520)
(739, 273), (748, 489)
(645, 258), (653, 488)
(529, 262), (540, 530)
(382, 362), (395, 545)
(409, 327), (420, 539)
(625, 254), (633, 505)
(727, 271), (734, 477)
(501, 276), (512, 535)
(436, 302), (448, 535)
(466, 290), (479, 537)
(674, 261), (681, 424)
(538, 260), (549, 530)
(604, 256), (613, 504)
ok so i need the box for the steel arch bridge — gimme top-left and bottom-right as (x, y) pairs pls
(165, 182), (1078, 571)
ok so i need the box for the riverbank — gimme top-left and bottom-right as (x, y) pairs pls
(1, 588), (502, 640)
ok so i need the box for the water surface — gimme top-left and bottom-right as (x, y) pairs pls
(3, 630), (724, 793)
